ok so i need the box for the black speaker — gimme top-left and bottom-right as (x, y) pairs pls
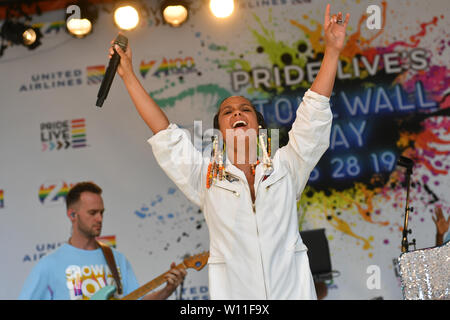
(300, 228), (338, 281)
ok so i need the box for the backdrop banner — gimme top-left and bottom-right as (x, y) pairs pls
(0, 0), (448, 300)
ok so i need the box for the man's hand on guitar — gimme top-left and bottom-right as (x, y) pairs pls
(141, 262), (187, 300)
(164, 262), (187, 291)
(91, 253), (208, 300)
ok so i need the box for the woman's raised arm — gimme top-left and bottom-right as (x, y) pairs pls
(310, 4), (350, 97)
(110, 40), (170, 134)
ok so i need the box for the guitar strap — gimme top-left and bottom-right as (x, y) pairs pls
(97, 241), (123, 295)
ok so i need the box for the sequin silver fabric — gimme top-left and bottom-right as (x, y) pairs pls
(398, 241), (450, 300)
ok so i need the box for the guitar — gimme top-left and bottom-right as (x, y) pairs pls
(91, 251), (209, 300)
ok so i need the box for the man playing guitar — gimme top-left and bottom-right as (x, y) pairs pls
(19, 182), (186, 300)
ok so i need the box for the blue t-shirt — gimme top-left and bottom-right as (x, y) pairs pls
(18, 244), (139, 300)
(444, 232), (450, 245)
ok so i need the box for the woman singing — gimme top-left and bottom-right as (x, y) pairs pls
(110, 4), (349, 299)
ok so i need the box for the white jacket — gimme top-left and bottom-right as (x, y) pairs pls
(148, 89), (332, 299)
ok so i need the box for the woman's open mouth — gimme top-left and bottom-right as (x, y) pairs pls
(232, 120), (247, 128)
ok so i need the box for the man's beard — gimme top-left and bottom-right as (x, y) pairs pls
(77, 218), (102, 239)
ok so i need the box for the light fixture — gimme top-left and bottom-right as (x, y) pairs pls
(210, 0), (234, 19)
(161, 0), (189, 27)
(114, 4), (140, 30)
(0, 2), (44, 57)
(1, 20), (42, 50)
(65, 1), (98, 38)
(22, 28), (37, 45)
(67, 18), (92, 37)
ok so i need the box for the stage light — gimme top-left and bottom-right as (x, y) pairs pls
(67, 18), (92, 37)
(161, 1), (189, 27)
(22, 28), (37, 46)
(65, 1), (98, 38)
(0, 2), (44, 57)
(114, 5), (140, 30)
(210, 0), (234, 19)
(0, 20), (42, 50)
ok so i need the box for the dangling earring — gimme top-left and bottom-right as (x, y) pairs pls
(250, 134), (260, 176)
(206, 162), (213, 189)
(250, 161), (260, 176)
(218, 141), (224, 181)
(207, 135), (225, 189)
(258, 126), (273, 176)
(206, 136), (215, 189)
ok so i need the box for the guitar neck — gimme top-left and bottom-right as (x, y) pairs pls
(121, 262), (185, 300)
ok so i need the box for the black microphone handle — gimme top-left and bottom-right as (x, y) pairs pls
(96, 51), (121, 107)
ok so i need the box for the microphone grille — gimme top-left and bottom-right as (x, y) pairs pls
(114, 34), (128, 50)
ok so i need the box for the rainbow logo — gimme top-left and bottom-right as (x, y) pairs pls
(153, 57), (196, 78)
(0, 189), (4, 208)
(39, 181), (74, 206)
(86, 65), (105, 85)
(153, 58), (171, 77)
(96, 235), (116, 248)
(71, 118), (86, 148)
(139, 60), (157, 78)
(44, 21), (66, 34)
(38, 185), (53, 203)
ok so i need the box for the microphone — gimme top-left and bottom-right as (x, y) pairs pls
(397, 156), (414, 169)
(96, 34), (128, 107)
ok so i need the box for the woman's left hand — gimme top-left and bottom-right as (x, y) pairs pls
(324, 4), (350, 53)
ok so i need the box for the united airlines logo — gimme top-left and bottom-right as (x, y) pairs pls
(19, 65), (106, 92)
(19, 69), (83, 92)
(86, 65), (105, 85)
(41, 118), (87, 151)
(23, 240), (64, 263)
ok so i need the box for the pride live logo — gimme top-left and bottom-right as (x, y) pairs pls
(41, 118), (87, 151)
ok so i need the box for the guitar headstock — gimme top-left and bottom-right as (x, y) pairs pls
(183, 251), (209, 271)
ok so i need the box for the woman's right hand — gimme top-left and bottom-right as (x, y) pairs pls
(107, 34), (170, 134)
(108, 36), (134, 79)
(432, 207), (450, 236)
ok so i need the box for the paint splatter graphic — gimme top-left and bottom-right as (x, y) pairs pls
(133, 186), (208, 261)
(129, 1), (448, 299)
(291, 6), (448, 254)
(165, 2), (449, 257)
